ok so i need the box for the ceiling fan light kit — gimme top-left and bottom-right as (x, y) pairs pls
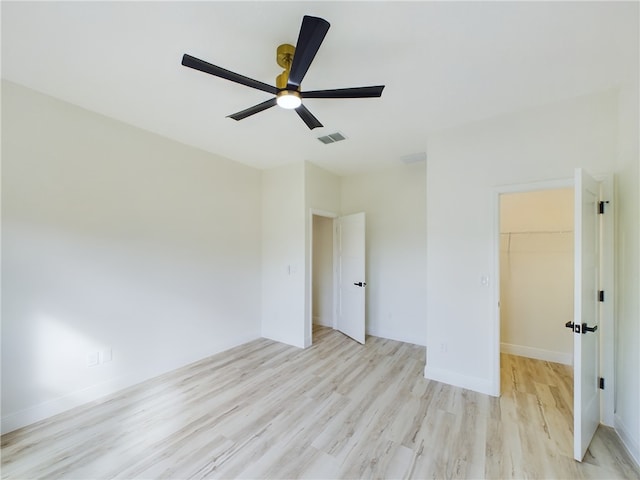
(181, 15), (385, 130)
(276, 90), (302, 109)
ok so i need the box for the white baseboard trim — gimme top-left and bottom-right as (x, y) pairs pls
(424, 365), (495, 396)
(312, 316), (332, 328)
(1, 332), (260, 435)
(261, 331), (305, 349)
(367, 328), (426, 347)
(501, 342), (572, 366)
(615, 414), (640, 467)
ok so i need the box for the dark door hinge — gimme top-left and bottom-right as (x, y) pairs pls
(599, 201), (609, 214)
(599, 290), (605, 302)
(599, 377), (605, 390)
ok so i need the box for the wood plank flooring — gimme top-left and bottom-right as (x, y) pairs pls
(2, 326), (638, 479)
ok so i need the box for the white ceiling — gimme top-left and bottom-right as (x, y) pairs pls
(2, 1), (638, 176)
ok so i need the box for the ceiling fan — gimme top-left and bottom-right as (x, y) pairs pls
(181, 15), (385, 130)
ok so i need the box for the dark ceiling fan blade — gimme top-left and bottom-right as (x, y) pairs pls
(182, 54), (278, 95)
(287, 16), (330, 89)
(227, 98), (277, 121)
(302, 85), (385, 99)
(295, 104), (323, 130)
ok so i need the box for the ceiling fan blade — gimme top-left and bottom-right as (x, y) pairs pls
(287, 16), (330, 89)
(302, 85), (385, 99)
(227, 98), (277, 121)
(295, 104), (323, 130)
(182, 54), (278, 95)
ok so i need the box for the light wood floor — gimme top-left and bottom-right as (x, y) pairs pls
(2, 326), (638, 479)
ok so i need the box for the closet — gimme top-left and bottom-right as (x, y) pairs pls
(312, 214), (334, 333)
(499, 188), (574, 365)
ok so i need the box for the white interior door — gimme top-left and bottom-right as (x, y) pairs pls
(573, 168), (601, 461)
(337, 212), (366, 344)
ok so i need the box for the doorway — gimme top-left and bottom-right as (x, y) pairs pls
(312, 214), (335, 343)
(494, 171), (615, 461)
(308, 210), (367, 346)
(498, 186), (576, 458)
(499, 188), (574, 366)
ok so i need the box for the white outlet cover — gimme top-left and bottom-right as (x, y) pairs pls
(102, 348), (113, 363)
(87, 352), (99, 367)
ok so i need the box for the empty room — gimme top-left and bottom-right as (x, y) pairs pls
(2, 1), (639, 479)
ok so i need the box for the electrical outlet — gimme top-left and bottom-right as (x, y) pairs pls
(87, 351), (99, 367)
(102, 348), (112, 363)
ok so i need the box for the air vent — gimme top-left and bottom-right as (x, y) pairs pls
(317, 132), (347, 144)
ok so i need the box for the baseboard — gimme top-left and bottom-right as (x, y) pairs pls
(261, 331), (305, 349)
(615, 414), (640, 467)
(367, 328), (426, 347)
(1, 332), (260, 435)
(501, 342), (572, 365)
(312, 316), (332, 328)
(424, 365), (495, 396)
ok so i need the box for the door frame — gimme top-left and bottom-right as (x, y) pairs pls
(491, 175), (614, 425)
(306, 208), (339, 347)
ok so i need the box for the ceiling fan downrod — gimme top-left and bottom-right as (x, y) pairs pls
(275, 43), (302, 109)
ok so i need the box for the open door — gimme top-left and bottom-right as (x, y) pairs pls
(337, 212), (366, 344)
(573, 168), (601, 461)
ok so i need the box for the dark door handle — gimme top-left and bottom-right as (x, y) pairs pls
(582, 323), (598, 334)
(565, 321), (574, 330)
(353, 282), (367, 287)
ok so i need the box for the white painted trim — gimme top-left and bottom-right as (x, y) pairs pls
(0, 333), (260, 434)
(310, 208), (338, 219)
(424, 365), (495, 397)
(495, 178), (573, 194)
(312, 315), (332, 328)
(491, 189), (501, 396)
(500, 342), (572, 366)
(332, 217), (339, 331)
(369, 328), (426, 347)
(615, 414), (640, 468)
(598, 175), (615, 427)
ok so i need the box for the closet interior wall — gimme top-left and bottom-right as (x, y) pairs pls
(500, 188), (574, 365)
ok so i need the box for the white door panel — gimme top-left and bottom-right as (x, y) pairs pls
(573, 168), (601, 461)
(337, 212), (366, 344)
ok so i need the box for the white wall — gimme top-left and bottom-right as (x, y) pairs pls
(262, 160), (428, 349)
(500, 189), (573, 365)
(261, 162), (306, 348)
(426, 89), (618, 395)
(341, 162), (427, 346)
(614, 83), (640, 463)
(1, 81), (262, 433)
(312, 215), (334, 327)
